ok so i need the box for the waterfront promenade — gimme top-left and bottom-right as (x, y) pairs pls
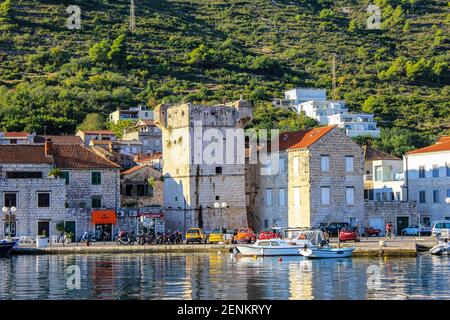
(11, 236), (437, 257)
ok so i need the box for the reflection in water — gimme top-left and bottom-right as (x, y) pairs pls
(1, 253), (450, 300)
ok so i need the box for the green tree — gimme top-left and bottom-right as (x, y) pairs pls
(0, 0), (12, 22)
(77, 113), (106, 131)
(107, 119), (134, 138)
(348, 19), (358, 33)
(319, 9), (334, 20)
(89, 39), (111, 63)
(108, 34), (127, 66)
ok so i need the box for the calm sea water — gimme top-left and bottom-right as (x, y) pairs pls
(0, 253), (449, 300)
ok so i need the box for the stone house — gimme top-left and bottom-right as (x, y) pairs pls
(0, 140), (121, 240)
(253, 125), (365, 231)
(76, 130), (116, 146)
(120, 164), (163, 208)
(122, 119), (162, 154)
(154, 100), (252, 232)
(0, 132), (36, 145)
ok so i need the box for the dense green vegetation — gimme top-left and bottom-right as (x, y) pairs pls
(0, 0), (448, 155)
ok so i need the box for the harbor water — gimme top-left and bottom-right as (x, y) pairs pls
(0, 253), (449, 299)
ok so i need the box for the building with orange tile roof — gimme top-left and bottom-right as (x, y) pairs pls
(403, 137), (450, 223)
(252, 125), (365, 230)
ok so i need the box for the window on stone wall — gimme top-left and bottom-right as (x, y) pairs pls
(37, 192), (50, 208)
(91, 196), (102, 208)
(345, 156), (354, 173)
(61, 171), (70, 185)
(345, 187), (355, 205)
(125, 185), (133, 196)
(136, 185), (145, 196)
(321, 187), (330, 206)
(293, 157), (299, 176)
(215, 167), (222, 174)
(4, 193), (17, 208)
(320, 155), (329, 172)
(91, 171), (101, 185)
(293, 187), (301, 207)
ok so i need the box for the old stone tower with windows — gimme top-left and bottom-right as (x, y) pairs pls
(154, 100), (252, 232)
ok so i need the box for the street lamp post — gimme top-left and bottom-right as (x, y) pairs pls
(2, 206), (17, 240)
(214, 202), (227, 233)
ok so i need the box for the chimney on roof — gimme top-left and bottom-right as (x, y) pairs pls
(45, 138), (53, 156)
(108, 142), (114, 153)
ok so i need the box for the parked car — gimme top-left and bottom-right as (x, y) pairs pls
(185, 228), (207, 244)
(258, 229), (283, 240)
(339, 227), (360, 242)
(401, 224), (432, 236)
(208, 228), (233, 244)
(362, 227), (381, 237)
(233, 228), (256, 243)
(431, 221), (450, 238)
(325, 222), (350, 237)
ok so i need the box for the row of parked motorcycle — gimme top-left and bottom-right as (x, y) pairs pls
(80, 230), (183, 245)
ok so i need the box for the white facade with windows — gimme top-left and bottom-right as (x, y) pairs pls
(274, 88), (379, 138)
(328, 113), (380, 138)
(404, 142), (450, 224)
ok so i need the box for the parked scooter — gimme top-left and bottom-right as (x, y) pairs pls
(116, 230), (135, 245)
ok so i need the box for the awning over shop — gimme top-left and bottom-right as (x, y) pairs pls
(92, 210), (117, 224)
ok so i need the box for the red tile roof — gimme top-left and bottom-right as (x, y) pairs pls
(279, 126), (336, 151)
(52, 144), (121, 169)
(0, 145), (53, 164)
(39, 135), (82, 145)
(437, 136), (450, 144)
(3, 132), (29, 138)
(121, 165), (145, 175)
(406, 140), (450, 155)
(0, 144), (121, 169)
(79, 130), (114, 135)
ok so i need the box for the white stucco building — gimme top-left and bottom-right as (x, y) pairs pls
(404, 137), (450, 225)
(328, 113), (380, 137)
(274, 88), (380, 137)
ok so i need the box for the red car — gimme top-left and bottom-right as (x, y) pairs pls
(258, 229), (282, 240)
(339, 227), (360, 242)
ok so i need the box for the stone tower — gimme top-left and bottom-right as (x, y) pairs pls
(154, 101), (253, 232)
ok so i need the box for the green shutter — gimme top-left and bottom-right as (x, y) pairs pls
(91, 171), (101, 185)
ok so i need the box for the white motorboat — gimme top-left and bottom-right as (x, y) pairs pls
(430, 241), (450, 256)
(235, 230), (326, 256)
(299, 247), (355, 259)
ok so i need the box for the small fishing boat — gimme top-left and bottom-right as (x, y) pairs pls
(299, 247), (355, 259)
(0, 241), (16, 257)
(234, 230), (326, 256)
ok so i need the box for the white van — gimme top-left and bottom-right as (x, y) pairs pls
(431, 221), (450, 237)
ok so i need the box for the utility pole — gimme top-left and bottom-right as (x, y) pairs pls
(331, 53), (337, 100)
(129, 0), (136, 32)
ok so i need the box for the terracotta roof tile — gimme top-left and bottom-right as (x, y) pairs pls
(0, 145), (52, 164)
(406, 140), (450, 155)
(35, 135), (83, 145)
(79, 130), (115, 135)
(3, 132), (29, 138)
(437, 136), (450, 144)
(363, 145), (400, 161)
(121, 165), (145, 175)
(52, 144), (121, 169)
(279, 126), (336, 151)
